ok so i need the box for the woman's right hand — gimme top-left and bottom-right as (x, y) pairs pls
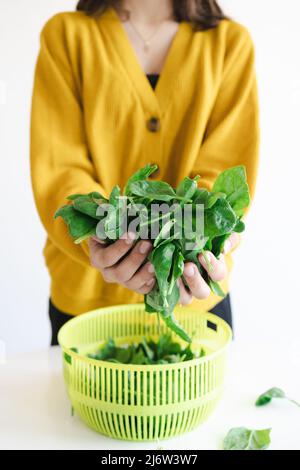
(88, 233), (155, 295)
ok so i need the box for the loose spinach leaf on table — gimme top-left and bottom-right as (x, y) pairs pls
(255, 387), (300, 408)
(223, 427), (272, 451)
(55, 164), (251, 342)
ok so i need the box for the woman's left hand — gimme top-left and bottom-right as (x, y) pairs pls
(178, 232), (240, 304)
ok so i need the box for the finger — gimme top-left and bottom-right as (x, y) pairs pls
(92, 232), (136, 268)
(177, 278), (193, 305)
(223, 232), (240, 254)
(183, 263), (210, 299)
(91, 235), (106, 245)
(112, 240), (153, 284)
(125, 262), (155, 291)
(198, 252), (227, 282)
(135, 278), (156, 295)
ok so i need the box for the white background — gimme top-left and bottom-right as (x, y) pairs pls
(0, 0), (300, 355)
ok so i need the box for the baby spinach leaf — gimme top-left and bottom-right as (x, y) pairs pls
(67, 191), (107, 202)
(124, 163), (158, 195)
(141, 338), (155, 361)
(212, 165), (250, 214)
(161, 310), (192, 343)
(151, 243), (176, 307)
(167, 249), (184, 295)
(208, 278), (226, 298)
(109, 185), (121, 207)
(176, 175), (200, 201)
(192, 188), (209, 206)
(234, 219), (246, 233)
(145, 286), (163, 313)
(223, 427), (272, 450)
(153, 219), (176, 248)
(255, 387), (300, 408)
(206, 192), (226, 209)
(211, 234), (229, 258)
(204, 199), (237, 239)
(73, 196), (101, 219)
(129, 180), (177, 202)
(54, 205), (97, 240)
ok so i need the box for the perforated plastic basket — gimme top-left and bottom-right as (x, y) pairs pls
(58, 303), (232, 441)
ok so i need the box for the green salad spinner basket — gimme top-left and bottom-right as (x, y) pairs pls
(58, 304), (232, 441)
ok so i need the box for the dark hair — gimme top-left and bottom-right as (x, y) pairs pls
(76, 0), (228, 31)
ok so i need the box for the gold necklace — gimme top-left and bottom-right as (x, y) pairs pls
(128, 17), (169, 53)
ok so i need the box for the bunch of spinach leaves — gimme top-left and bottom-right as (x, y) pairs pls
(55, 164), (250, 342)
(86, 334), (204, 365)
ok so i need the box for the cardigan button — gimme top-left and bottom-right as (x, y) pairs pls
(147, 117), (160, 133)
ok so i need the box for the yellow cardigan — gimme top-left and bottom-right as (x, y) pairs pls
(30, 6), (260, 315)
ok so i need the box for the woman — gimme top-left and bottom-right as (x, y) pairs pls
(30, 0), (259, 345)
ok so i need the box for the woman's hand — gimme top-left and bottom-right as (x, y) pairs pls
(88, 233), (155, 295)
(178, 232), (240, 305)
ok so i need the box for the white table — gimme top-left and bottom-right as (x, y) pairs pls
(1, 341), (300, 450)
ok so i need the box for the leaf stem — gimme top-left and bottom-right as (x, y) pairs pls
(287, 398), (300, 408)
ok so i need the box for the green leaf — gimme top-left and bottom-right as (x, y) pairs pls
(206, 192), (227, 209)
(255, 387), (300, 408)
(212, 166), (250, 214)
(153, 219), (176, 248)
(145, 286), (163, 313)
(211, 234), (229, 258)
(109, 185), (121, 207)
(131, 348), (149, 365)
(73, 196), (101, 219)
(151, 243), (176, 305)
(192, 188), (210, 206)
(167, 249), (184, 295)
(67, 191), (107, 202)
(223, 427), (272, 450)
(161, 311), (192, 343)
(124, 163), (158, 195)
(129, 180), (177, 202)
(208, 278), (226, 297)
(234, 219), (245, 233)
(141, 338), (155, 361)
(204, 198), (237, 239)
(176, 175), (200, 201)
(54, 204), (97, 240)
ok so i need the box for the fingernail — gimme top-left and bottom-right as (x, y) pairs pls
(139, 241), (151, 254)
(121, 232), (136, 245)
(148, 263), (155, 274)
(223, 240), (231, 254)
(184, 264), (195, 277)
(146, 278), (155, 286)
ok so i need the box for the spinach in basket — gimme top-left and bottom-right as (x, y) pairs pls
(87, 335), (204, 365)
(55, 164), (250, 342)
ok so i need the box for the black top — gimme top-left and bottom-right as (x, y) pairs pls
(147, 74), (159, 90)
